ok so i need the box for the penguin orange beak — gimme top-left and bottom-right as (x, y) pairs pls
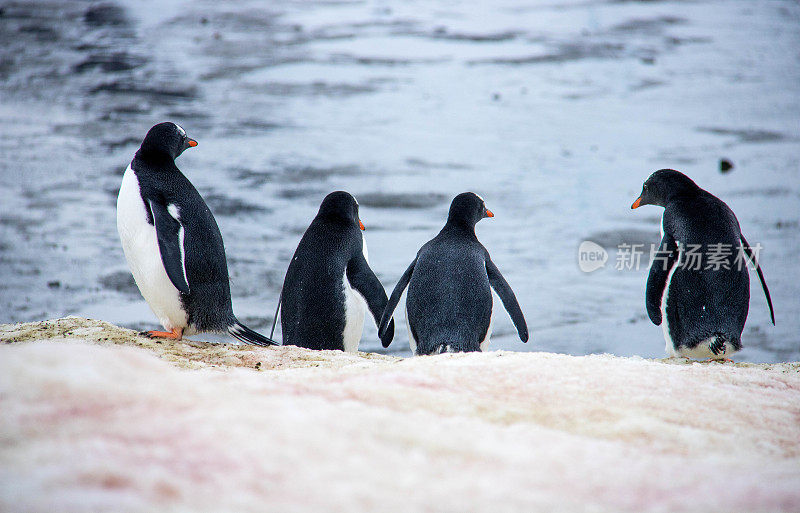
(485, 209), (494, 218)
(359, 219), (365, 231)
(187, 139), (198, 147)
(631, 196), (642, 209)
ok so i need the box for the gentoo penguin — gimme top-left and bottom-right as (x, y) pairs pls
(378, 192), (528, 355)
(631, 169), (775, 360)
(279, 191), (394, 352)
(116, 122), (276, 346)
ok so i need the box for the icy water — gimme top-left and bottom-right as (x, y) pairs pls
(1, 0), (798, 361)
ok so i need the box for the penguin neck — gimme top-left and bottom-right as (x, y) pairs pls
(664, 189), (701, 208)
(442, 219), (477, 238)
(135, 148), (176, 169)
(315, 214), (353, 230)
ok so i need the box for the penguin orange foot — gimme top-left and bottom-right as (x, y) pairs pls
(140, 328), (183, 340)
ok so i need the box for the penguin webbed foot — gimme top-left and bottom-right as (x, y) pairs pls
(139, 328), (183, 340)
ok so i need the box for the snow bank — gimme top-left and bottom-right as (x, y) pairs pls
(1, 318), (799, 513)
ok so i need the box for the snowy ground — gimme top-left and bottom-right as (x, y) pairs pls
(2, 318), (799, 513)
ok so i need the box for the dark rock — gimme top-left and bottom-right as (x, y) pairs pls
(719, 158), (734, 173)
(203, 193), (269, 217)
(357, 192), (448, 209)
(84, 4), (128, 27)
(73, 53), (146, 73)
(99, 271), (138, 295)
(697, 127), (788, 144)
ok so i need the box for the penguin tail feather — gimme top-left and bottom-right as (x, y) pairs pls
(709, 335), (726, 356)
(709, 333), (740, 356)
(228, 321), (279, 347)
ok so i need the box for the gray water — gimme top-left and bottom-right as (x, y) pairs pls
(1, 0), (798, 361)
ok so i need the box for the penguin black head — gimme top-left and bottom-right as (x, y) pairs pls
(447, 192), (494, 227)
(138, 122), (198, 161)
(317, 191), (365, 230)
(632, 169), (700, 209)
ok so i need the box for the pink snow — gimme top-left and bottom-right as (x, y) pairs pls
(1, 332), (799, 512)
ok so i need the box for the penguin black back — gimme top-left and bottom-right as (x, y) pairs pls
(379, 192), (528, 355)
(281, 191), (394, 351)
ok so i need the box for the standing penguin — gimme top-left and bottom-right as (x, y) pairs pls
(117, 122), (276, 346)
(631, 169), (774, 359)
(378, 192), (528, 355)
(280, 191), (394, 352)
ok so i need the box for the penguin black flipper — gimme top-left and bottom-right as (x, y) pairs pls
(379, 257), (417, 346)
(485, 254), (529, 342)
(645, 232), (679, 326)
(346, 253), (395, 347)
(739, 232), (775, 325)
(149, 199), (190, 294)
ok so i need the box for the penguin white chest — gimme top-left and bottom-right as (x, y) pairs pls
(117, 165), (188, 331)
(341, 236), (368, 352)
(660, 235), (682, 357)
(342, 273), (367, 352)
(660, 263), (679, 357)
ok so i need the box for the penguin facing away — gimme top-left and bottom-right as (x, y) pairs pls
(280, 191), (395, 352)
(116, 122), (277, 346)
(378, 192), (528, 355)
(631, 169), (774, 360)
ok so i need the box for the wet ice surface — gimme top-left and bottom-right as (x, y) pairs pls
(1, 0), (798, 361)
